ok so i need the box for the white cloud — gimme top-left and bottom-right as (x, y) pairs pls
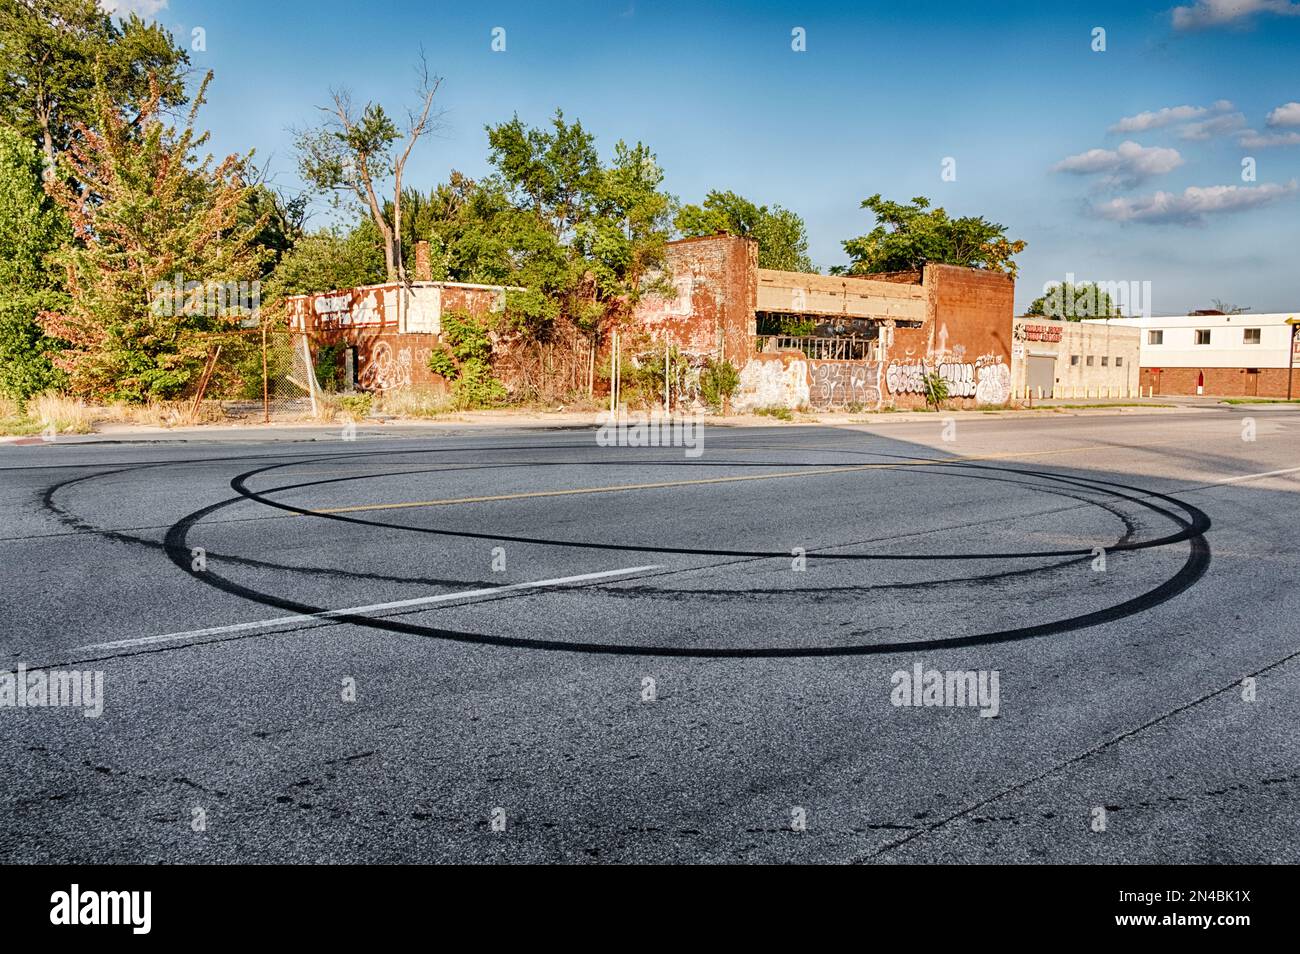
(1052, 141), (1185, 186)
(1266, 101), (1300, 127)
(1110, 104), (1210, 133)
(1172, 0), (1300, 30)
(99, 0), (169, 17)
(1178, 111), (1247, 139)
(1239, 129), (1300, 147)
(1094, 180), (1298, 224)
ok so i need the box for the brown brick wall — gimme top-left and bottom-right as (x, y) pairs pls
(875, 264), (1014, 408)
(630, 234), (756, 365)
(1142, 366), (1300, 398)
(301, 283), (504, 393)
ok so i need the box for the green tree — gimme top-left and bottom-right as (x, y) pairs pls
(1026, 282), (1122, 320)
(38, 73), (269, 401)
(480, 110), (675, 339)
(264, 223), (387, 300)
(421, 172), (516, 284)
(0, 124), (69, 398)
(839, 194), (1026, 278)
(675, 189), (813, 272)
(0, 0), (188, 172)
(237, 183), (307, 278)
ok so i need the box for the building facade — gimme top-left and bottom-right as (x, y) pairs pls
(285, 234), (1022, 409)
(285, 278), (510, 393)
(633, 235), (1017, 410)
(1011, 317), (1141, 399)
(1086, 314), (1300, 398)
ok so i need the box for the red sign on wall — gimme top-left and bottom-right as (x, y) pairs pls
(1022, 324), (1063, 343)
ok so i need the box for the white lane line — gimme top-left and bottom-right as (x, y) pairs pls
(79, 565), (661, 652)
(1213, 465), (1300, 485)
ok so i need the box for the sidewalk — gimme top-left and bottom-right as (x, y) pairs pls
(1, 399), (1241, 446)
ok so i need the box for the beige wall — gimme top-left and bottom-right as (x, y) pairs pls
(1012, 317), (1141, 399)
(755, 269), (928, 322)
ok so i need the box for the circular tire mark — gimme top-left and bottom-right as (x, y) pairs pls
(145, 451), (1211, 658)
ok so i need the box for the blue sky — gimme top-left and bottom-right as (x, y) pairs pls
(110, 0), (1300, 312)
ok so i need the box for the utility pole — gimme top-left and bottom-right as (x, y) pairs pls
(664, 345), (670, 411)
(1287, 317), (1298, 401)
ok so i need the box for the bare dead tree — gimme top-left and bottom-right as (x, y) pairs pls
(392, 54), (442, 285)
(293, 53), (443, 283)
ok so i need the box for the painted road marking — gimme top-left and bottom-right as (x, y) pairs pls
(304, 439), (1202, 516)
(307, 463), (913, 514)
(78, 565), (661, 652)
(1213, 465), (1300, 485)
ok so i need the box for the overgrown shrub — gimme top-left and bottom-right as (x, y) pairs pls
(923, 371), (949, 409)
(427, 312), (507, 409)
(336, 393), (372, 419)
(699, 358), (740, 410)
(754, 404), (794, 421)
(314, 341), (347, 392)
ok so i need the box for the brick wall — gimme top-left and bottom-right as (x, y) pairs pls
(630, 234), (756, 365)
(877, 265), (1014, 408)
(296, 282), (506, 393)
(1142, 366), (1300, 398)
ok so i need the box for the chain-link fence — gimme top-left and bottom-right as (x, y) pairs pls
(187, 324), (319, 423)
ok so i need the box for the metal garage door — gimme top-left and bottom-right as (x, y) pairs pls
(1027, 354), (1055, 399)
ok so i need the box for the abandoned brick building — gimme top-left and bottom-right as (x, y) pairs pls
(286, 234), (1017, 410)
(633, 234), (1014, 410)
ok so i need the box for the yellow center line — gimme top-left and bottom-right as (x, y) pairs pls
(308, 462), (918, 513)
(303, 438), (1200, 515)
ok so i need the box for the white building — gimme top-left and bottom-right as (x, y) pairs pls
(1085, 313), (1299, 398)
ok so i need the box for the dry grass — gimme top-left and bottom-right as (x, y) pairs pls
(0, 396), (43, 436)
(29, 393), (94, 434)
(97, 399), (227, 427)
(375, 388), (454, 418)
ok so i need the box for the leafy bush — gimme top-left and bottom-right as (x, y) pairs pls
(451, 358), (507, 409)
(336, 393), (372, 419)
(699, 358), (740, 410)
(314, 341), (347, 392)
(754, 404), (794, 421)
(923, 371), (949, 410)
(0, 292), (66, 400)
(427, 312), (507, 409)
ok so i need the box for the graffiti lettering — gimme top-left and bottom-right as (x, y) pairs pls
(974, 360), (1011, 405)
(938, 362), (976, 398)
(809, 361), (881, 409)
(886, 361), (928, 395)
(887, 355), (1011, 405)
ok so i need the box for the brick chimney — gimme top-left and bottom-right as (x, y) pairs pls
(413, 240), (432, 282)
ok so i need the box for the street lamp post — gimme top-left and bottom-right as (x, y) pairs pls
(1288, 317), (1299, 402)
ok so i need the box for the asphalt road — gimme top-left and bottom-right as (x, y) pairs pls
(2, 407), (1297, 863)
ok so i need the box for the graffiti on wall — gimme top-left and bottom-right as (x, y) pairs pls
(938, 362), (976, 397)
(886, 354), (1011, 405)
(886, 361), (928, 395)
(809, 361), (882, 409)
(974, 359), (1011, 405)
(358, 341), (413, 391)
